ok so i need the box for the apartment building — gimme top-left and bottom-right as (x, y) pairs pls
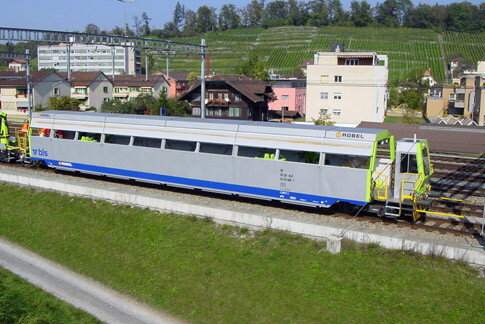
(0, 71), (71, 115)
(268, 79), (306, 117)
(57, 72), (113, 110)
(112, 75), (169, 101)
(426, 61), (485, 126)
(8, 59), (27, 72)
(37, 44), (141, 75)
(305, 51), (388, 125)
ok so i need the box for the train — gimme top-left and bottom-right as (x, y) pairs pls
(3, 110), (433, 221)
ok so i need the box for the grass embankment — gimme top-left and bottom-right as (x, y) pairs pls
(0, 266), (98, 323)
(384, 115), (427, 124)
(0, 183), (483, 322)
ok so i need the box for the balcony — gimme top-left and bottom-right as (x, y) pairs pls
(453, 100), (465, 108)
(71, 92), (89, 99)
(15, 94), (28, 98)
(207, 99), (230, 107)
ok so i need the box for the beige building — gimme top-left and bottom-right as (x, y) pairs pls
(426, 61), (485, 126)
(112, 75), (169, 102)
(305, 51), (388, 125)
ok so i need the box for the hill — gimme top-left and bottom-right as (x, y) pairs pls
(160, 26), (485, 82)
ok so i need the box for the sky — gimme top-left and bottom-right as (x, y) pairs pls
(0, 0), (482, 32)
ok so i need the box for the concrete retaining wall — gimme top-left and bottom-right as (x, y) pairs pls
(0, 170), (484, 266)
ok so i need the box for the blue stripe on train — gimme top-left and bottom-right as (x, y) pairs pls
(31, 157), (367, 207)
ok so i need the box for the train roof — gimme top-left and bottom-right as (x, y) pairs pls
(33, 110), (387, 139)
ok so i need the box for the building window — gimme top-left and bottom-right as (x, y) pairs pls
(192, 107), (201, 116)
(229, 107), (241, 117)
(320, 92), (328, 99)
(208, 92), (214, 99)
(334, 92), (342, 100)
(223, 93), (229, 101)
(234, 94), (241, 102)
(345, 59), (359, 65)
(320, 108), (328, 116)
(320, 75), (329, 83)
(53, 87), (60, 96)
(103, 98), (110, 103)
(333, 109), (341, 117)
(103, 87), (109, 94)
(281, 95), (289, 100)
(334, 76), (342, 83)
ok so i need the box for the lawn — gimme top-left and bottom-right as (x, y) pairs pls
(0, 183), (483, 323)
(0, 266), (98, 323)
(384, 115), (428, 124)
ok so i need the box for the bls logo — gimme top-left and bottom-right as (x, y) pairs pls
(32, 148), (48, 157)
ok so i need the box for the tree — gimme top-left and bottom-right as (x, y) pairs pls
(328, 0), (346, 25)
(350, 1), (373, 27)
(173, 2), (186, 31)
(47, 96), (82, 111)
(84, 24), (100, 34)
(218, 4), (240, 31)
(287, 0), (309, 26)
(111, 26), (124, 36)
(404, 4), (434, 29)
(445, 2), (476, 32)
(242, 0), (265, 27)
(141, 12), (151, 36)
(236, 52), (269, 80)
(183, 10), (198, 36)
(196, 6), (217, 33)
(307, 0), (330, 27)
(263, 1), (289, 27)
(132, 15), (144, 36)
(376, 0), (413, 27)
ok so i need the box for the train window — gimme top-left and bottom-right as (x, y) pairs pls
(30, 128), (51, 137)
(279, 150), (320, 164)
(199, 143), (233, 155)
(133, 137), (162, 148)
(53, 130), (76, 140)
(238, 146), (276, 159)
(421, 147), (430, 175)
(165, 139), (196, 152)
(104, 134), (131, 145)
(400, 154), (418, 174)
(78, 132), (101, 143)
(325, 154), (369, 169)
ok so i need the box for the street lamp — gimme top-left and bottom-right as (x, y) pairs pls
(116, 0), (135, 36)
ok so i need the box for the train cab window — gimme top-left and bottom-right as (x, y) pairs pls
(325, 154), (370, 169)
(78, 132), (101, 143)
(31, 128), (51, 137)
(104, 134), (131, 145)
(199, 143), (233, 155)
(238, 146), (276, 159)
(53, 130), (76, 140)
(165, 139), (196, 152)
(421, 147), (430, 175)
(133, 137), (162, 148)
(400, 154), (418, 174)
(279, 150), (320, 164)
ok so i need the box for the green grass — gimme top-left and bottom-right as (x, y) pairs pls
(384, 115), (428, 124)
(0, 183), (484, 323)
(0, 266), (98, 323)
(160, 26), (485, 82)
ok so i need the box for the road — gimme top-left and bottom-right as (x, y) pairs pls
(0, 237), (182, 324)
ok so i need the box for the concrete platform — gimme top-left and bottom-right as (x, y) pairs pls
(0, 168), (484, 266)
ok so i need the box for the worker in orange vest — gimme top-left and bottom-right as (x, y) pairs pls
(21, 123), (29, 134)
(39, 128), (50, 137)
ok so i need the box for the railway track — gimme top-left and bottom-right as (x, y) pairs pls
(1, 162), (482, 238)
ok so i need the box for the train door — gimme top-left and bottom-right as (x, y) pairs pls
(393, 139), (429, 201)
(373, 136), (395, 200)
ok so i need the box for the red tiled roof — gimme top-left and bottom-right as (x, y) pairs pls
(9, 59), (27, 64)
(111, 74), (166, 87)
(58, 71), (109, 86)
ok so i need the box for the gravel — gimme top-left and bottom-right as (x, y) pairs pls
(1, 163), (484, 248)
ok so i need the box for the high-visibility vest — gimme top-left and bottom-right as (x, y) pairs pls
(21, 123), (29, 133)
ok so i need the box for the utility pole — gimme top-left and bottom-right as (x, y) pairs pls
(145, 51), (148, 81)
(25, 49), (32, 121)
(111, 46), (116, 80)
(166, 52), (170, 77)
(66, 43), (71, 81)
(200, 39), (206, 118)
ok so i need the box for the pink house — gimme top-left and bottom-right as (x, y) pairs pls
(268, 79), (306, 117)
